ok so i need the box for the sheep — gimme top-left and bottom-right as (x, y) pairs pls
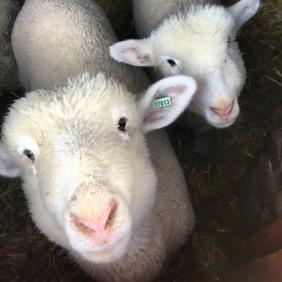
(11, 0), (148, 93)
(0, 0), (21, 91)
(109, 0), (261, 129)
(0, 0), (196, 281)
(0, 72), (196, 282)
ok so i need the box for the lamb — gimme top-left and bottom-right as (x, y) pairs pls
(0, 74), (197, 282)
(0, 0), (21, 91)
(0, 0), (196, 281)
(110, 0), (261, 129)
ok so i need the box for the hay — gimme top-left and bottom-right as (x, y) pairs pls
(0, 0), (281, 281)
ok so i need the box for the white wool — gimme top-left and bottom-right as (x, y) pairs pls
(11, 0), (148, 93)
(150, 5), (234, 70)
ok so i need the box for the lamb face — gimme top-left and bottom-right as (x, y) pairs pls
(110, 0), (261, 128)
(0, 73), (196, 264)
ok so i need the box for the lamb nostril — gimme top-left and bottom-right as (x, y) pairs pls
(71, 213), (94, 235)
(105, 200), (118, 229)
(210, 101), (234, 117)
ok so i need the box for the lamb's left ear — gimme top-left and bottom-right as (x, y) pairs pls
(109, 39), (155, 67)
(0, 144), (21, 178)
(228, 0), (261, 31)
(139, 75), (197, 133)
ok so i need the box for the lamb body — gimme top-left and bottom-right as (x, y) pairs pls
(0, 0), (21, 91)
(12, 0), (147, 92)
(1, 1), (195, 281)
(110, 0), (261, 129)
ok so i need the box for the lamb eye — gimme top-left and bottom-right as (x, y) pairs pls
(167, 59), (177, 67)
(23, 149), (35, 162)
(117, 117), (127, 132)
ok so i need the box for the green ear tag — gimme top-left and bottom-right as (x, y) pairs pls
(151, 97), (172, 109)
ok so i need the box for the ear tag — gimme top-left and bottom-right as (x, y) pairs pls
(151, 97), (172, 109)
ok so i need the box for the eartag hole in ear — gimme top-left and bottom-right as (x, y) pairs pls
(151, 97), (172, 109)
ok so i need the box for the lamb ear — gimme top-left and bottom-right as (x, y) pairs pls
(109, 39), (155, 67)
(0, 143), (21, 178)
(139, 75), (197, 133)
(228, 0), (260, 31)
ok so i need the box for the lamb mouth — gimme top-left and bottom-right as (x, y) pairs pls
(83, 235), (128, 255)
(78, 235), (130, 263)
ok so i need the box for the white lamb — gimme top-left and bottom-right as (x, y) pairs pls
(0, 74), (197, 282)
(110, 0), (261, 129)
(0, 0), (21, 91)
(1, 0), (196, 281)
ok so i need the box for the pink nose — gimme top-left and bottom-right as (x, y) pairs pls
(71, 199), (118, 244)
(210, 101), (234, 118)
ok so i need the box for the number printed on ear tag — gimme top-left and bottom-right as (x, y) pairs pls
(151, 97), (172, 109)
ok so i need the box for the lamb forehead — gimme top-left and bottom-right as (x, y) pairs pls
(151, 5), (233, 57)
(2, 74), (137, 141)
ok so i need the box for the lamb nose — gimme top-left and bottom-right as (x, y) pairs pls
(71, 199), (118, 244)
(210, 101), (234, 118)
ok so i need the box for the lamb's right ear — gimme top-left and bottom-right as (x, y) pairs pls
(109, 39), (155, 67)
(0, 144), (21, 178)
(139, 75), (197, 133)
